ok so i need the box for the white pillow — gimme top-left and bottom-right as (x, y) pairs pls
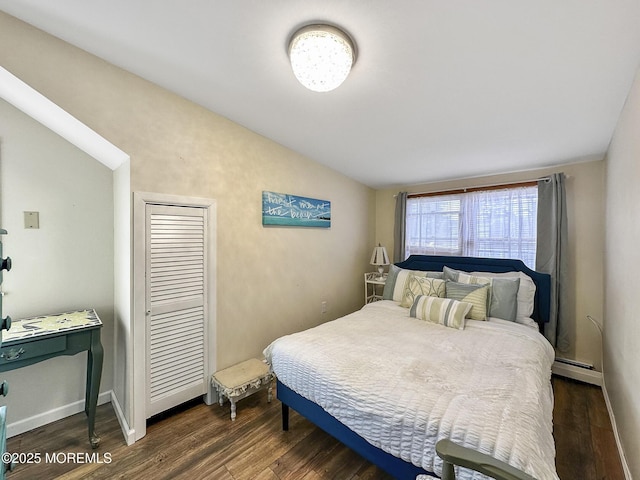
(471, 270), (536, 319)
(513, 316), (539, 329)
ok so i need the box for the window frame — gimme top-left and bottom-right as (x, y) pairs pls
(404, 182), (538, 268)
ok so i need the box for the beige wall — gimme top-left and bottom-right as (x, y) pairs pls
(375, 159), (606, 370)
(0, 11), (375, 429)
(604, 66), (640, 478)
(0, 99), (114, 433)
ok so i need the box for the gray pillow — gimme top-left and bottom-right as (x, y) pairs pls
(382, 264), (402, 300)
(487, 277), (520, 321)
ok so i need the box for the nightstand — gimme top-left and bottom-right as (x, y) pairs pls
(364, 272), (388, 303)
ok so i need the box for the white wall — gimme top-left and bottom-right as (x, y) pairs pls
(112, 159), (132, 440)
(604, 66), (640, 478)
(0, 98), (114, 435)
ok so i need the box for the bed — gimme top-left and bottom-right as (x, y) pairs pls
(264, 255), (558, 480)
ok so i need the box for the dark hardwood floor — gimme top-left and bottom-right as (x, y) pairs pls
(551, 377), (625, 480)
(5, 376), (624, 479)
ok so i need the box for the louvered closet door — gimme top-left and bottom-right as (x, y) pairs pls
(146, 204), (208, 417)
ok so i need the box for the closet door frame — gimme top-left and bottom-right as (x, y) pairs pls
(132, 192), (216, 442)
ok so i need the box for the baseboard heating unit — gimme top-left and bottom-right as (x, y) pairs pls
(552, 357), (602, 386)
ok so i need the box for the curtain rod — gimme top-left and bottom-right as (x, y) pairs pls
(394, 174), (569, 198)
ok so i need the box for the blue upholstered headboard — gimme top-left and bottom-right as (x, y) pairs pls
(395, 255), (551, 327)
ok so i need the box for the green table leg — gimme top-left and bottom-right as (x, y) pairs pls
(85, 330), (103, 448)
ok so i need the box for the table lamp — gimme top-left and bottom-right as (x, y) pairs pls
(370, 244), (390, 280)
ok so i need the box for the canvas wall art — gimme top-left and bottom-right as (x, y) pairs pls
(262, 191), (331, 228)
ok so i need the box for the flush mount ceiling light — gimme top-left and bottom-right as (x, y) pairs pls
(288, 24), (357, 93)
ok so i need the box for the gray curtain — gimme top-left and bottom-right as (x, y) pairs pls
(393, 192), (408, 263)
(536, 173), (569, 351)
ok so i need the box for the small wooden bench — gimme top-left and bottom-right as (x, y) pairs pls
(211, 358), (273, 420)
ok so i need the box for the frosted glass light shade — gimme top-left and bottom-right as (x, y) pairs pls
(288, 24), (356, 92)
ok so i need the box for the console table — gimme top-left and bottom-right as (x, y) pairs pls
(0, 309), (103, 448)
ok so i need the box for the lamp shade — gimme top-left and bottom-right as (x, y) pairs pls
(370, 244), (390, 267)
(288, 24), (356, 92)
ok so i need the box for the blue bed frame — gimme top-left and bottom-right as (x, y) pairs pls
(278, 255), (552, 479)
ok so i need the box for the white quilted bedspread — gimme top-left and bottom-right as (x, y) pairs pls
(264, 301), (558, 480)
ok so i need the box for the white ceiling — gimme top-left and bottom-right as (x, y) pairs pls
(1, 1), (639, 188)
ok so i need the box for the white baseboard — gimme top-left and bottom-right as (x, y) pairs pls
(601, 377), (632, 479)
(110, 390), (135, 445)
(552, 360), (603, 386)
(7, 391), (112, 438)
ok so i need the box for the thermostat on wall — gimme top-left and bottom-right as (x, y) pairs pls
(24, 211), (39, 229)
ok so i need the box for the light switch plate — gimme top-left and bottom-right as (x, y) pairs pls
(24, 211), (39, 229)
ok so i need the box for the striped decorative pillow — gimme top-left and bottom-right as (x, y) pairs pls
(443, 266), (520, 321)
(399, 274), (446, 308)
(410, 295), (472, 329)
(445, 281), (490, 320)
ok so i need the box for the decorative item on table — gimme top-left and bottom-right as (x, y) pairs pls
(370, 243), (389, 280)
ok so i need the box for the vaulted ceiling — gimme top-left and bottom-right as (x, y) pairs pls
(1, 1), (639, 188)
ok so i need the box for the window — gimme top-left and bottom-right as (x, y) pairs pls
(405, 185), (538, 268)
